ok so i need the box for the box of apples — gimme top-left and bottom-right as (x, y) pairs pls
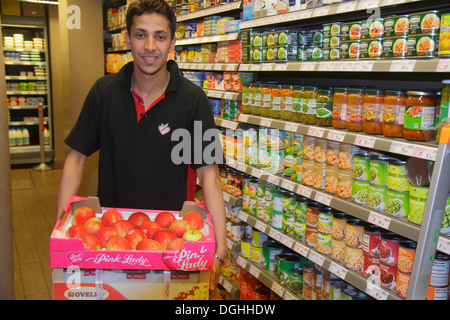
(50, 196), (215, 271)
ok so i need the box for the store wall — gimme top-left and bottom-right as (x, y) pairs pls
(49, 0), (104, 196)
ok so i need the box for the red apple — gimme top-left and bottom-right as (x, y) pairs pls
(97, 227), (118, 248)
(67, 224), (88, 238)
(140, 220), (162, 239)
(84, 217), (105, 236)
(136, 239), (162, 251)
(182, 229), (204, 242)
(128, 211), (150, 228)
(102, 209), (123, 227)
(106, 236), (132, 251)
(154, 211), (177, 229)
(168, 220), (190, 238)
(81, 235), (101, 251)
(166, 238), (186, 251)
(183, 211), (204, 230)
(154, 230), (177, 249)
(113, 220), (134, 237)
(125, 228), (147, 249)
(72, 206), (95, 226)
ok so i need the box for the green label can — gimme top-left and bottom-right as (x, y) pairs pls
(369, 155), (390, 186)
(317, 232), (332, 255)
(272, 210), (283, 230)
(257, 197), (266, 220)
(277, 253), (301, 286)
(289, 268), (303, 293)
(294, 220), (306, 241)
(353, 153), (370, 181)
(368, 184), (388, 211)
(387, 160), (409, 192)
(273, 191), (283, 212)
(352, 179), (369, 205)
(262, 240), (284, 271)
(283, 210), (295, 235)
(386, 189), (410, 218)
(408, 185), (429, 225)
(264, 200), (273, 224)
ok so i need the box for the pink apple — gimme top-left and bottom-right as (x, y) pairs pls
(183, 211), (204, 230)
(182, 229), (204, 242)
(81, 235), (101, 251)
(166, 238), (186, 251)
(140, 220), (162, 239)
(154, 230), (177, 249)
(155, 211), (177, 229)
(168, 220), (190, 238)
(106, 236), (132, 251)
(84, 217), (105, 236)
(128, 211), (150, 228)
(102, 209), (123, 227)
(67, 224), (88, 238)
(72, 206), (95, 226)
(113, 220), (134, 237)
(136, 239), (162, 251)
(125, 228), (147, 249)
(96, 227), (118, 248)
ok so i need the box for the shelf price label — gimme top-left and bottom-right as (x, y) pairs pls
(413, 145), (437, 161)
(271, 281), (285, 297)
(358, 0), (380, 10)
(274, 63), (288, 71)
(284, 122), (299, 133)
(240, 64), (251, 71)
(318, 62), (334, 72)
(315, 192), (332, 206)
(279, 234), (294, 249)
(337, 1), (357, 13)
(238, 114), (249, 122)
(238, 210), (249, 222)
(226, 238), (234, 250)
(254, 220), (268, 233)
(281, 179), (296, 192)
(251, 168), (262, 178)
(260, 63), (274, 71)
(366, 280), (389, 300)
(237, 255), (247, 269)
(260, 118), (272, 127)
(222, 192), (231, 203)
(389, 141), (415, 157)
(313, 5), (330, 17)
(293, 242), (310, 257)
(222, 280), (233, 293)
(283, 291), (298, 300)
(389, 59), (416, 72)
(354, 134), (376, 148)
(328, 261), (348, 280)
(268, 228), (282, 241)
(437, 59), (450, 72)
(368, 211), (391, 229)
(353, 60), (374, 72)
(267, 174), (281, 186)
(437, 237), (450, 256)
(327, 129), (346, 142)
(300, 62), (316, 71)
(308, 250), (325, 267)
(296, 185), (312, 198)
(307, 126), (325, 138)
(383, 0), (406, 6)
(249, 265), (261, 278)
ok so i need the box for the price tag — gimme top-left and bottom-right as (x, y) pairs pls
(327, 130), (346, 142)
(238, 114), (249, 122)
(227, 157), (236, 167)
(292, 8), (312, 20)
(250, 64), (261, 71)
(260, 63), (274, 71)
(222, 280), (233, 293)
(436, 59), (450, 72)
(358, 0), (380, 9)
(337, 1), (357, 13)
(236, 163), (247, 174)
(368, 211), (392, 229)
(284, 122), (299, 132)
(220, 119), (236, 129)
(342, 62), (355, 72)
(226, 64), (236, 71)
(254, 220), (268, 233)
(353, 60), (374, 72)
(293, 242), (310, 257)
(271, 282), (285, 297)
(240, 64), (250, 71)
(223, 92), (234, 100)
(267, 174), (281, 186)
(328, 261), (348, 280)
(197, 64), (205, 70)
(274, 63), (288, 71)
(382, 0), (405, 6)
(226, 238), (234, 250)
(296, 185), (312, 198)
(413, 145), (437, 161)
(268, 228), (282, 241)
(318, 62), (334, 72)
(238, 210), (249, 222)
(251, 168), (262, 178)
(307, 127), (325, 138)
(191, 63), (198, 69)
(366, 280), (389, 300)
(389, 59), (416, 72)
(389, 141), (415, 157)
(280, 235), (294, 248)
(237, 255), (247, 268)
(260, 118), (272, 127)
(300, 62), (316, 71)
(437, 237), (450, 256)
(223, 192), (231, 203)
(283, 291), (298, 300)
(281, 179), (296, 192)
(315, 192), (332, 206)
(354, 134), (376, 148)
(308, 250), (325, 267)
(249, 265), (261, 278)
(313, 5), (330, 17)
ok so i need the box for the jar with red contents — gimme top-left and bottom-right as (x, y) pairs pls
(382, 90), (406, 138)
(346, 88), (365, 132)
(363, 89), (385, 134)
(403, 91), (436, 141)
(332, 87), (348, 129)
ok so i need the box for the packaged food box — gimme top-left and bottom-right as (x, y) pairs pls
(50, 196), (215, 271)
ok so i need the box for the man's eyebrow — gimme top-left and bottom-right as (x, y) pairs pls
(133, 28), (168, 35)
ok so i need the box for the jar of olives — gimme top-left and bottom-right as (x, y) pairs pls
(280, 85), (293, 121)
(292, 86), (304, 123)
(302, 86), (318, 124)
(261, 83), (272, 117)
(251, 83), (262, 115)
(317, 87), (334, 127)
(242, 83), (252, 114)
(270, 84), (282, 119)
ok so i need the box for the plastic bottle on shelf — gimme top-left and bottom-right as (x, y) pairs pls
(15, 128), (23, 146)
(43, 127), (49, 145)
(9, 129), (16, 147)
(22, 128), (30, 145)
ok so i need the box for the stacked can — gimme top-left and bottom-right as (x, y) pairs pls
(243, 177), (259, 215)
(294, 196), (308, 241)
(272, 190), (284, 230)
(427, 253), (450, 300)
(276, 253), (303, 288)
(362, 224), (383, 278)
(386, 160), (410, 218)
(313, 138), (327, 190)
(317, 206), (335, 255)
(324, 141), (340, 194)
(406, 11), (440, 58)
(331, 212), (348, 263)
(282, 190), (296, 236)
(264, 182), (279, 224)
(368, 155), (390, 211)
(379, 232), (404, 291)
(305, 201), (322, 248)
(396, 239), (417, 298)
(337, 143), (359, 198)
(251, 227), (268, 265)
(256, 179), (266, 220)
(293, 133), (304, 183)
(352, 152), (371, 205)
(302, 263), (316, 300)
(228, 245), (240, 285)
(283, 132), (296, 178)
(344, 218), (366, 272)
(302, 136), (315, 186)
(322, 22), (342, 61)
(262, 239), (284, 272)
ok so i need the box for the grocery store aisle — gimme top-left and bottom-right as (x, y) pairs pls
(11, 168), (62, 300)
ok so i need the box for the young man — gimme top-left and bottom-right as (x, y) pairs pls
(56, 0), (227, 296)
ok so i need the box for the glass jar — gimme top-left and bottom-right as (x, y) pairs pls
(345, 88), (365, 132)
(261, 83), (272, 117)
(251, 83), (262, 115)
(302, 86), (318, 124)
(436, 80), (450, 143)
(280, 85), (293, 121)
(292, 86), (303, 123)
(317, 87), (334, 127)
(404, 91), (436, 141)
(362, 89), (385, 134)
(332, 87), (348, 129)
(242, 83), (252, 114)
(382, 90), (406, 138)
(270, 84), (282, 119)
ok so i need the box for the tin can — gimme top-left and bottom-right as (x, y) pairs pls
(345, 218), (365, 248)
(230, 221), (245, 242)
(406, 157), (432, 187)
(384, 15), (409, 37)
(323, 22), (342, 37)
(407, 33), (438, 58)
(305, 225), (318, 248)
(313, 268), (324, 291)
(369, 155), (390, 186)
(337, 168), (353, 199)
(353, 153), (371, 181)
(345, 245), (364, 271)
(388, 159), (409, 191)
(262, 240), (284, 271)
(278, 253), (301, 286)
(326, 141), (340, 166)
(341, 21), (361, 41)
(360, 38), (383, 59)
(363, 224), (383, 256)
(306, 201), (322, 228)
(427, 285), (449, 300)
(252, 228), (269, 247)
(352, 179), (369, 205)
(241, 238), (252, 258)
(313, 161), (326, 190)
(439, 12), (450, 56)
(382, 36), (408, 58)
(331, 238), (346, 262)
(341, 288), (360, 300)
(303, 136), (315, 160)
(362, 253), (380, 278)
(379, 261), (397, 290)
(332, 211), (348, 241)
(318, 206), (334, 235)
(303, 263), (314, 284)
(398, 240), (417, 274)
(256, 197), (266, 220)
(379, 232), (403, 265)
(368, 184), (388, 211)
(408, 11), (440, 35)
(317, 232), (332, 255)
(386, 189), (410, 218)
(339, 143), (359, 169)
(302, 282), (312, 300)
(272, 210), (283, 230)
(272, 191), (283, 213)
(289, 268), (303, 293)
(255, 286), (270, 300)
(251, 244), (264, 264)
(429, 253), (450, 287)
(325, 164), (339, 194)
(397, 271), (411, 298)
(329, 280), (347, 300)
(408, 185), (429, 225)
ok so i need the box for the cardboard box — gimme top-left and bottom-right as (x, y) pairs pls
(52, 268), (209, 300)
(50, 196), (215, 271)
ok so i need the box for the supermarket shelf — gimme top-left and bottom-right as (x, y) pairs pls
(7, 91), (48, 95)
(178, 62), (240, 72)
(176, 1), (242, 22)
(219, 275), (240, 299)
(107, 22), (126, 32)
(203, 88), (241, 100)
(5, 61), (46, 66)
(237, 113), (438, 161)
(5, 76), (47, 81)
(215, 116), (240, 130)
(107, 46), (130, 53)
(8, 105), (45, 110)
(239, 0), (424, 29)
(236, 253), (303, 300)
(3, 47), (45, 53)
(237, 208), (402, 300)
(10, 120), (49, 126)
(176, 32), (240, 46)
(223, 190), (243, 207)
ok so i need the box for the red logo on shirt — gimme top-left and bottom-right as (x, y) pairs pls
(158, 123), (171, 135)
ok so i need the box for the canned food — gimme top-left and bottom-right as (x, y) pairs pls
(361, 19), (384, 39)
(272, 210), (283, 230)
(345, 245), (364, 271)
(230, 221), (245, 242)
(339, 143), (359, 170)
(289, 268), (303, 293)
(379, 261), (397, 290)
(427, 285), (449, 300)
(360, 38), (383, 59)
(313, 161), (326, 190)
(340, 40), (360, 59)
(363, 225), (383, 256)
(398, 240), (417, 274)
(256, 197), (266, 220)
(353, 153), (370, 181)
(429, 253), (450, 287)
(323, 22), (342, 37)
(325, 164), (339, 194)
(409, 11), (440, 35)
(408, 185), (429, 225)
(318, 206), (334, 234)
(352, 179), (369, 205)
(305, 225), (318, 248)
(241, 238), (252, 258)
(345, 218), (365, 248)
(368, 184), (388, 211)
(252, 228), (269, 247)
(362, 253), (381, 278)
(380, 232), (403, 265)
(332, 211), (348, 241)
(251, 244), (264, 264)
(341, 22), (361, 41)
(262, 240), (284, 271)
(386, 189), (409, 217)
(302, 282), (312, 300)
(317, 232), (332, 255)
(337, 168), (352, 199)
(406, 157), (432, 187)
(331, 238), (346, 262)
(323, 47), (341, 60)
(278, 253), (301, 286)
(306, 201), (322, 227)
(313, 268), (324, 291)
(387, 160), (409, 191)
(329, 280), (347, 300)
(384, 15), (410, 37)
(323, 35), (341, 48)
(397, 271), (411, 298)
(407, 34), (438, 58)
(369, 155), (390, 186)
(314, 138), (327, 163)
(439, 13), (450, 56)
(255, 286), (270, 300)
(382, 36), (408, 58)
(326, 141), (340, 166)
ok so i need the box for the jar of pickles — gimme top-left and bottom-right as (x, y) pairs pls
(404, 91), (436, 141)
(382, 90), (406, 138)
(242, 83), (252, 114)
(261, 83), (272, 117)
(251, 83), (262, 115)
(317, 87), (334, 127)
(292, 86), (303, 122)
(362, 89), (385, 135)
(270, 84), (282, 119)
(332, 87), (348, 129)
(346, 88), (365, 132)
(302, 86), (318, 124)
(280, 85), (294, 121)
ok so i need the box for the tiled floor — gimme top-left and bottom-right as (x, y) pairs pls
(11, 168), (62, 300)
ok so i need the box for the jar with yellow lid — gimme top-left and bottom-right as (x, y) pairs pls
(280, 85), (294, 121)
(251, 83), (262, 115)
(270, 84), (282, 119)
(317, 87), (334, 127)
(302, 86), (318, 124)
(292, 86), (304, 123)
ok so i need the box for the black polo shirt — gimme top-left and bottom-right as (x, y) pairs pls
(65, 60), (219, 211)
